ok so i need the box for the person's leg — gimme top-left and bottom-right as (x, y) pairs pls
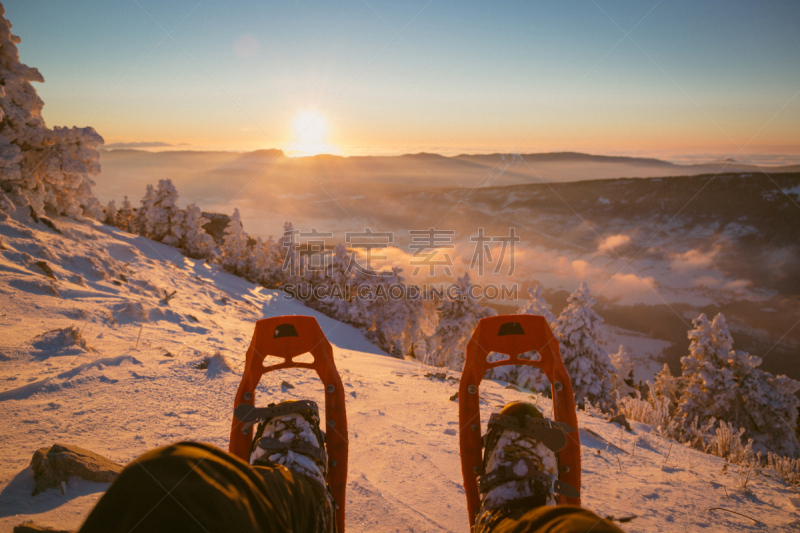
(476, 504), (625, 533)
(79, 441), (328, 533)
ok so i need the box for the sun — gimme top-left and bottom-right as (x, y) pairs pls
(288, 110), (335, 157)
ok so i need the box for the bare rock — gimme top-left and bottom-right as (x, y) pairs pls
(30, 443), (122, 496)
(34, 261), (55, 279)
(609, 413), (632, 432)
(14, 521), (74, 533)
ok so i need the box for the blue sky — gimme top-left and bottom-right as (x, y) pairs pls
(5, 0), (800, 160)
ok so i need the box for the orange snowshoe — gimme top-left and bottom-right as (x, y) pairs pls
(229, 316), (348, 533)
(458, 315), (581, 528)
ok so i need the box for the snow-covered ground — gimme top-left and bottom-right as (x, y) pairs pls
(1, 213), (799, 532)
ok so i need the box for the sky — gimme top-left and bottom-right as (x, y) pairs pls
(5, 0), (800, 161)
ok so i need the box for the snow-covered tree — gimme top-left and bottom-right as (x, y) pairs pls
(115, 196), (135, 232)
(432, 272), (496, 370)
(553, 282), (615, 409)
(676, 313), (738, 433)
(677, 313), (800, 456)
(143, 179), (183, 245)
(181, 203), (216, 260)
(652, 363), (679, 404)
(731, 350), (800, 457)
(370, 267), (419, 357)
(520, 284), (557, 326)
(610, 345), (636, 397)
(311, 242), (352, 321)
(136, 185), (156, 235)
(344, 266), (376, 331)
(0, 6), (104, 218)
(406, 296), (439, 364)
(220, 208), (250, 275)
(104, 200), (117, 226)
(276, 221), (301, 285)
(338, 265), (419, 357)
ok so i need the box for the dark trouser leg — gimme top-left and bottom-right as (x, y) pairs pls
(476, 504), (625, 533)
(79, 441), (331, 533)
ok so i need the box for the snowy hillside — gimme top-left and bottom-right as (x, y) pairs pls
(1, 213), (799, 532)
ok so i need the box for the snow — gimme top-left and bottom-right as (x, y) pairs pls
(1, 213), (800, 532)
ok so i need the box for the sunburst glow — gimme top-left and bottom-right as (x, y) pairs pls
(288, 111), (334, 157)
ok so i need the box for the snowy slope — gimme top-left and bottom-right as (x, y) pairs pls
(1, 213), (799, 532)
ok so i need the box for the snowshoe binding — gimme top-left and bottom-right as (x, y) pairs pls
(247, 399), (335, 531)
(248, 400), (329, 485)
(474, 401), (579, 529)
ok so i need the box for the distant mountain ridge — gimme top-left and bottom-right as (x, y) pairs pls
(97, 147), (800, 208)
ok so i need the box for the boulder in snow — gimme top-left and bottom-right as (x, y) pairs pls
(30, 443), (122, 496)
(609, 413), (632, 432)
(13, 521), (73, 533)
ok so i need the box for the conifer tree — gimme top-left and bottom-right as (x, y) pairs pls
(104, 200), (117, 226)
(609, 345), (636, 397)
(677, 313), (800, 456)
(676, 313), (738, 431)
(136, 184), (156, 235)
(652, 363), (678, 404)
(144, 179), (182, 245)
(553, 282), (615, 408)
(220, 208), (250, 275)
(270, 221), (300, 287)
(182, 203), (216, 260)
(520, 284), (557, 326)
(115, 196), (135, 232)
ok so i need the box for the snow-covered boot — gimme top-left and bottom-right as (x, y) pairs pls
(248, 399), (335, 531)
(474, 401), (576, 529)
(249, 399), (329, 486)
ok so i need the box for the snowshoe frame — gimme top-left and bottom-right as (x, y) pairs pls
(229, 316), (348, 533)
(458, 315), (581, 526)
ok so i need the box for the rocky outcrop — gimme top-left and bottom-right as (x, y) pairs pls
(30, 443), (122, 496)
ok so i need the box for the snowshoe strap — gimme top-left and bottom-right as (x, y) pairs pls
(486, 413), (571, 453)
(255, 436), (327, 463)
(477, 457), (580, 499)
(235, 399), (320, 424)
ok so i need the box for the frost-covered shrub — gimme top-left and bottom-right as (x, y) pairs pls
(707, 421), (754, 464)
(617, 384), (670, 429)
(765, 452), (800, 487)
(554, 282), (615, 409)
(0, 6), (103, 218)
